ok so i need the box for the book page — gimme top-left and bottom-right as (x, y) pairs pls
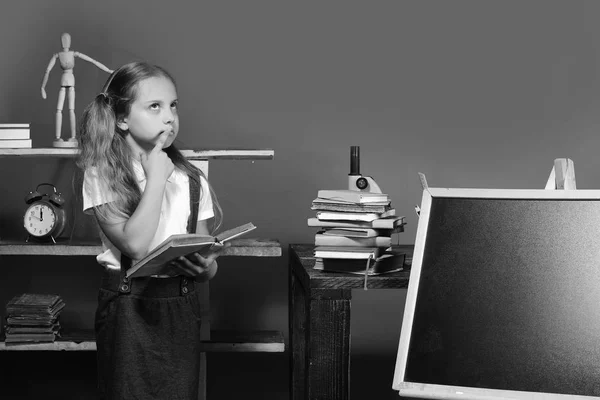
(216, 222), (256, 243)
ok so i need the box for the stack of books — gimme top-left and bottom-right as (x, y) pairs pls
(3, 293), (65, 344)
(308, 189), (407, 275)
(0, 123), (32, 148)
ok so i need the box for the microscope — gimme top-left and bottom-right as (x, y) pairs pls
(348, 146), (383, 193)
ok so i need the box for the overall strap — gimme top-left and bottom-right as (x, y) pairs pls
(118, 254), (132, 293)
(187, 173), (201, 234)
(118, 172), (201, 294)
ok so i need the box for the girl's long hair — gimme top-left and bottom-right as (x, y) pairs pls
(76, 61), (222, 233)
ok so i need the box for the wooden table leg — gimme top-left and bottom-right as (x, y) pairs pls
(290, 257), (308, 400)
(289, 248), (352, 400)
(308, 289), (352, 400)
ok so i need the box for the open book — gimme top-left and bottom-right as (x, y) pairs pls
(126, 222), (256, 278)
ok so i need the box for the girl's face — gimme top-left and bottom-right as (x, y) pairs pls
(118, 76), (179, 155)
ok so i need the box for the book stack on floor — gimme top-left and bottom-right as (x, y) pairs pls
(3, 293), (65, 344)
(308, 189), (407, 275)
(0, 123), (32, 148)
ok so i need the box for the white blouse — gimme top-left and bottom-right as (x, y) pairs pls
(82, 160), (214, 270)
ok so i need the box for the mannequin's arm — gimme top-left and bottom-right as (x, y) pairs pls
(41, 54), (57, 99)
(74, 52), (114, 73)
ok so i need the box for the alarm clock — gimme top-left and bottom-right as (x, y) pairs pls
(23, 183), (67, 243)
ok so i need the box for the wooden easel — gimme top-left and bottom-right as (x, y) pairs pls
(544, 158), (576, 190)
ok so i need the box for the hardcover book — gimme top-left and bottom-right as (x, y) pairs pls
(372, 216), (405, 230)
(313, 246), (382, 260)
(311, 199), (391, 214)
(0, 139), (32, 148)
(5, 322), (60, 334)
(4, 332), (58, 343)
(313, 249), (405, 275)
(6, 294), (65, 317)
(0, 128), (30, 140)
(313, 197), (390, 206)
(6, 316), (60, 326)
(6, 293), (62, 308)
(314, 233), (392, 248)
(126, 222), (256, 278)
(0, 123), (30, 128)
(316, 208), (396, 222)
(317, 189), (389, 203)
(308, 216), (406, 230)
(320, 227), (383, 237)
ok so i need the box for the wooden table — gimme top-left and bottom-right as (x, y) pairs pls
(288, 244), (414, 400)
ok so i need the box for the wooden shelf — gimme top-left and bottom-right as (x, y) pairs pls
(0, 329), (285, 352)
(0, 148), (274, 160)
(0, 239), (282, 257)
(201, 330), (285, 353)
(0, 240), (101, 256)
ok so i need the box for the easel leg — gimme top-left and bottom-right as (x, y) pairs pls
(545, 158), (576, 190)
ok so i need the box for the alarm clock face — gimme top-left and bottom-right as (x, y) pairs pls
(24, 203), (57, 238)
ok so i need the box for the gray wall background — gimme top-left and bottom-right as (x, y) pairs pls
(2, 1), (600, 399)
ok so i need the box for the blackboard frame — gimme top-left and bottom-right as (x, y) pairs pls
(393, 188), (600, 400)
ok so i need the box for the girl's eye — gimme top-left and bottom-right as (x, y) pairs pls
(149, 103), (160, 111)
(171, 101), (178, 109)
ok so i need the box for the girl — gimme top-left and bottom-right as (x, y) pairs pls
(76, 61), (227, 400)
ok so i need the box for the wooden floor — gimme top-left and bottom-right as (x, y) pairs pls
(0, 352), (401, 399)
(0, 351), (290, 400)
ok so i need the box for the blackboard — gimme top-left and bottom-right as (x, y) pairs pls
(394, 189), (600, 400)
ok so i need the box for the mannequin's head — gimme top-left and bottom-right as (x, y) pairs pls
(61, 33), (71, 50)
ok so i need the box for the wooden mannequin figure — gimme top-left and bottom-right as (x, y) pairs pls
(41, 33), (113, 148)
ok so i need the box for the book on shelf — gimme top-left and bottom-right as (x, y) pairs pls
(308, 215), (406, 230)
(0, 123), (30, 128)
(317, 189), (389, 204)
(4, 293), (65, 344)
(313, 246), (382, 260)
(6, 293), (65, 317)
(314, 233), (392, 248)
(4, 332), (58, 343)
(0, 139), (32, 148)
(311, 199), (391, 214)
(0, 128), (30, 140)
(6, 316), (59, 326)
(126, 222), (256, 278)
(316, 208), (396, 222)
(5, 322), (60, 334)
(313, 249), (406, 275)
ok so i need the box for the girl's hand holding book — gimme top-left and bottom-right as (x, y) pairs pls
(167, 242), (231, 281)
